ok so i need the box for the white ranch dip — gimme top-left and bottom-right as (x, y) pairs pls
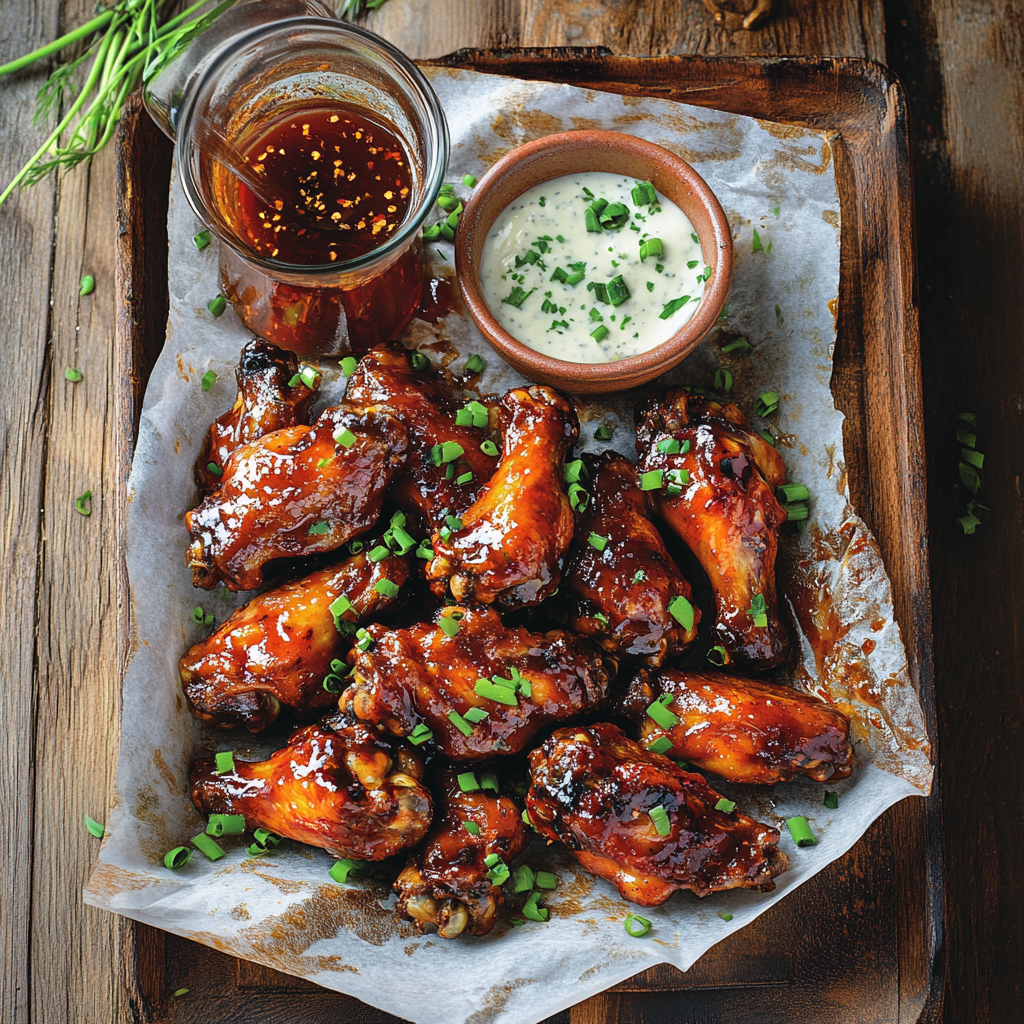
(479, 172), (709, 363)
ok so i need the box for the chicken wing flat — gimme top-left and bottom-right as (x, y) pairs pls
(186, 404), (407, 591)
(526, 723), (787, 905)
(180, 548), (411, 732)
(636, 390), (789, 669)
(426, 386), (579, 609)
(621, 669), (853, 784)
(345, 605), (612, 760)
(190, 712), (431, 860)
(195, 338), (316, 495)
(564, 451), (699, 664)
(395, 769), (526, 938)
(344, 344), (500, 530)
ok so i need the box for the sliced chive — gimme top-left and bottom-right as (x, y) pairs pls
(659, 296), (691, 319)
(193, 230), (212, 251)
(646, 735), (673, 755)
(639, 237), (662, 262)
(535, 871), (558, 890)
(207, 295), (227, 317)
(214, 751), (234, 775)
(75, 490), (92, 517)
(163, 846), (192, 870)
(824, 791), (839, 810)
(646, 695), (679, 729)
(456, 470), (474, 486)
(463, 707), (489, 724)
(590, 324), (609, 343)
(373, 579), (400, 598)
(65, 367), (83, 382)
(707, 645), (727, 666)
(408, 723), (433, 746)
(200, 370), (217, 392)
(715, 798), (736, 814)
(438, 615), (460, 637)
(587, 532), (608, 552)
(522, 891), (549, 922)
(448, 710), (473, 737)
(191, 832), (225, 861)
(513, 865), (536, 893)
(657, 437), (681, 454)
(649, 804), (671, 836)
(755, 391), (780, 417)
(605, 275), (630, 306)
(584, 206), (602, 233)
(624, 913), (651, 937)
(463, 820), (481, 836)
(322, 673), (344, 693)
(457, 771), (480, 793)
(748, 593), (768, 628)
(777, 483), (810, 503)
(334, 426), (357, 448)
(786, 816), (817, 847)
(329, 858), (363, 884)
(79, 274), (95, 296)
(367, 545), (390, 562)
(474, 678), (518, 706)
(714, 367), (733, 393)
(640, 470), (663, 491)
(480, 439), (499, 457)
(85, 815), (105, 838)
(354, 627), (373, 652)
(668, 595), (694, 630)
(503, 285), (535, 308)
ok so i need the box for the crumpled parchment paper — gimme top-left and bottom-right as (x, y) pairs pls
(85, 68), (932, 1024)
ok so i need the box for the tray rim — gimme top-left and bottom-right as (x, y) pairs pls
(112, 49), (944, 1024)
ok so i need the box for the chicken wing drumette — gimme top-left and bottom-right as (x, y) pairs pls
(636, 390), (789, 669)
(345, 605), (612, 760)
(427, 386), (579, 609)
(620, 669), (853, 784)
(526, 723), (787, 905)
(180, 548), (410, 732)
(395, 769), (527, 938)
(344, 344), (500, 531)
(190, 709), (431, 860)
(564, 451), (699, 664)
(186, 404), (407, 591)
(195, 338), (317, 495)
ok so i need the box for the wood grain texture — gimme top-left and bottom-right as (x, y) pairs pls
(883, 3), (1024, 1023)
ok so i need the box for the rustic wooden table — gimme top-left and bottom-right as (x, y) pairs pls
(0, 2), (1020, 1023)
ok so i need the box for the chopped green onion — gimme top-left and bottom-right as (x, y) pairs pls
(415, 540), (434, 559)
(755, 391), (780, 417)
(605, 275), (630, 306)
(474, 678), (518, 706)
(957, 411), (977, 426)
(752, 229), (764, 253)
(410, 352), (430, 371)
(457, 771), (480, 793)
(322, 673), (343, 693)
(207, 295), (227, 317)
(657, 437), (681, 454)
(714, 367), (733, 393)
(639, 237), (662, 261)
(748, 593), (768, 628)
(74, 490), (93, 517)
(408, 723), (433, 746)
(649, 804), (671, 836)
(719, 912), (734, 922)
(329, 595), (354, 632)
(824, 791), (839, 810)
(334, 426), (357, 449)
(668, 595), (694, 630)
(438, 615), (460, 637)
(456, 470), (474, 486)
(961, 448), (985, 469)
(631, 181), (657, 206)
(584, 206), (602, 232)
(640, 470), (663, 491)
(85, 815), (105, 838)
(721, 336), (751, 354)
(173, 988), (190, 998)
(487, 859), (510, 886)
(777, 483), (810, 504)
(480, 440), (499, 457)
(588, 281), (609, 304)
(659, 296), (691, 319)
(386, 525), (417, 555)
(367, 545), (390, 563)
(65, 367), (83, 383)
(522, 808), (536, 830)
(373, 579), (400, 599)
(201, 370), (217, 392)
(513, 864), (535, 893)
(463, 820), (481, 836)
(523, 891), (549, 922)
(633, 569), (647, 583)
(646, 735), (673, 755)
(316, 457), (332, 470)
(206, 814), (246, 838)
(422, 223), (441, 241)
(535, 871), (558, 890)
(564, 459), (587, 484)
(191, 605), (204, 624)
(206, 462), (222, 477)
(594, 424), (613, 441)
(959, 462), (981, 494)
(568, 482), (589, 512)
(462, 173), (477, 187)
(448, 710), (473, 737)
(599, 202), (630, 229)
(329, 858), (363, 884)
(786, 816), (817, 847)
(715, 798), (736, 814)
(785, 504), (809, 522)
(758, 430), (776, 447)
(624, 913), (651, 937)
(464, 707), (489, 724)
(214, 751), (234, 775)
(80, 274), (95, 296)
(466, 354), (485, 373)
(354, 628), (373, 651)
(191, 832), (225, 861)
(707, 645), (727, 666)
(308, 521), (330, 536)
(431, 441), (465, 465)
(646, 695), (679, 730)
(590, 324), (609, 343)
(775, 304), (784, 326)
(587, 532), (608, 552)
(480, 771), (499, 794)
(193, 230), (212, 251)
(163, 847), (192, 870)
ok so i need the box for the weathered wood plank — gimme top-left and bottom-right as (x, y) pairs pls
(0, 4), (62, 1021)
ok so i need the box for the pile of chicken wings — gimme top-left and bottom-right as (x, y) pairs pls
(180, 338), (853, 938)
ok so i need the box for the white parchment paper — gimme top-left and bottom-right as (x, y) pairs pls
(85, 69), (932, 1024)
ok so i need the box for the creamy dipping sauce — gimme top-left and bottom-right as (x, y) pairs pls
(480, 172), (709, 363)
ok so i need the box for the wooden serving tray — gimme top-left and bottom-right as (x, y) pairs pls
(113, 51), (943, 1024)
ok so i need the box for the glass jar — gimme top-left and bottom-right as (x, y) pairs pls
(144, 0), (448, 357)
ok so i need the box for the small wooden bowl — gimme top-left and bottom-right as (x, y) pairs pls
(455, 130), (733, 394)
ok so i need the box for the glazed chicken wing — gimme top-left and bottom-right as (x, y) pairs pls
(636, 390), (789, 669)
(345, 605), (612, 760)
(427, 386), (579, 609)
(620, 669), (853, 784)
(186, 404), (407, 591)
(565, 451), (699, 664)
(526, 723), (787, 905)
(344, 344), (500, 530)
(180, 547), (410, 732)
(190, 711), (431, 860)
(195, 338), (316, 495)
(395, 769), (526, 938)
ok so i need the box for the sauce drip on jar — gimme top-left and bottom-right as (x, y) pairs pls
(234, 103), (413, 266)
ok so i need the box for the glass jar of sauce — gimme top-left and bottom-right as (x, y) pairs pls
(144, 1), (448, 357)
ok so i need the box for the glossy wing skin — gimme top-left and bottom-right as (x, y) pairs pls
(190, 714), (431, 860)
(344, 344), (500, 531)
(179, 549), (410, 732)
(395, 770), (526, 938)
(427, 385), (579, 609)
(345, 605), (612, 760)
(565, 451), (699, 664)
(526, 723), (787, 906)
(185, 404), (407, 591)
(621, 669), (853, 784)
(636, 390), (789, 669)
(195, 338), (317, 495)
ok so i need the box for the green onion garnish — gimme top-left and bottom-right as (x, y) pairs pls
(646, 735), (673, 755)
(631, 181), (657, 206)
(715, 798), (736, 814)
(646, 694), (679, 729)
(373, 579), (400, 598)
(649, 804), (671, 836)
(65, 367), (83, 382)
(466, 354), (486, 374)
(599, 202), (630, 230)
(206, 462), (222, 477)
(594, 424), (613, 441)
(367, 545), (390, 562)
(535, 871), (558, 890)
(75, 490), (92, 517)
(721, 336), (751, 354)
(605, 275), (630, 306)
(79, 274), (95, 296)
(462, 174), (477, 188)
(590, 324), (609, 343)
(633, 569), (646, 583)
(354, 628), (373, 651)
(85, 815), (105, 838)
(163, 847), (192, 870)
(568, 482), (589, 512)
(201, 370), (217, 392)
(214, 751), (234, 775)
(755, 391), (780, 417)
(329, 594), (354, 631)
(206, 814), (245, 837)
(329, 858), (363, 884)
(408, 723), (433, 746)
(174, 988), (190, 998)
(639, 237), (662, 261)
(522, 809), (536, 830)
(777, 483), (810, 504)
(752, 228), (764, 253)
(657, 437), (681, 454)
(714, 367), (733, 393)
(786, 816), (817, 847)
(463, 820), (481, 836)
(668, 595), (694, 630)
(193, 230), (212, 251)
(457, 771), (480, 793)
(522, 891), (549, 922)
(480, 439), (499, 457)
(707, 645), (727, 666)
(322, 673), (344, 693)
(464, 707), (489, 724)
(474, 678), (518, 706)
(307, 521), (330, 536)
(624, 913), (651, 937)
(719, 912), (734, 922)
(431, 441), (465, 465)
(334, 426), (357, 448)
(640, 470), (663, 491)
(456, 470), (474, 485)
(448, 710), (473, 737)
(415, 540), (434, 560)
(438, 615), (460, 637)
(191, 832), (225, 861)
(748, 593), (768, 627)
(410, 352), (429, 371)
(824, 791), (839, 809)
(564, 459), (587, 484)
(207, 295), (227, 317)
(584, 206), (602, 233)
(659, 296), (691, 319)
(481, 771), (499, 794)
(587, 532), (608, 552)
(513, 865), (535, 892)
(775, 304), (784, 326)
